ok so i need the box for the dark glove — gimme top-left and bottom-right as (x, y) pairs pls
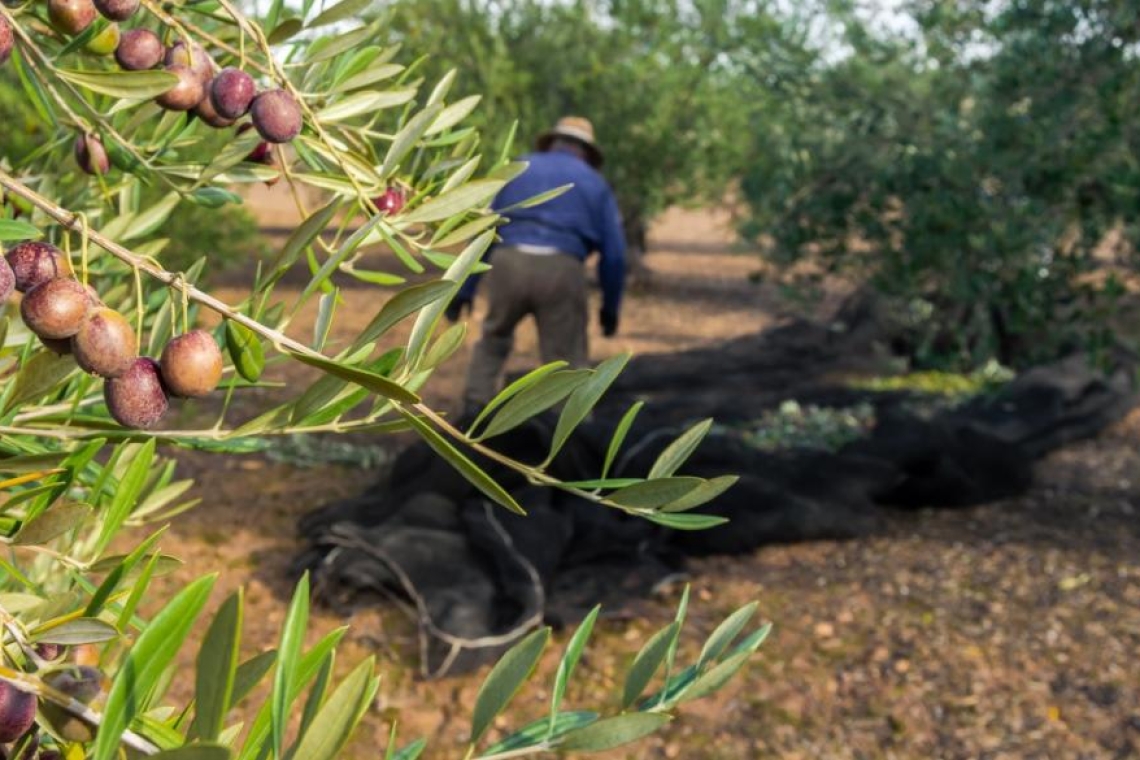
(600, 307), (619, 337)
(445, 295), (472, 323)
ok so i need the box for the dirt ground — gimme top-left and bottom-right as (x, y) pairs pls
(127, 207), (1140, 759)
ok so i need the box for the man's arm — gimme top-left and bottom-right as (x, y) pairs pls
(597, 191), (626, 336)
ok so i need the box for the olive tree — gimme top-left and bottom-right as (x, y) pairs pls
(0, 1), (765, 758)
(740, 0), (1140, 368)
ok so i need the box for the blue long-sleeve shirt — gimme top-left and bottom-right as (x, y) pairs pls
(459, 149), (626, 314)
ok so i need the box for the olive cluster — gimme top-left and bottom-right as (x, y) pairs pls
(0, 1), (301, 177)
(0, 644), (101, 759)
(1, 240), (224, 429)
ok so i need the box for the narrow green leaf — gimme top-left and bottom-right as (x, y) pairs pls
(648, 419), (713, 480)
(225, 322), (265, 383)
(57, 69), (179, 100)
(497, 183), (573, 213)
(289, 656), (378, 760)
(609, 477), (703, 510)
(85, 528), (167, 616)
(314, 291), (338, 351)
(556, 478), (643, 489)
(296, 651), (335, 742)
(661, 585), (691, 703)
(677, 650), (754, 704)
(95, 439), (156, 554)
(151, 747), (231, 760)
(602, 402), (644, 480)
(466, 362), (567, 436)
(316, 90), (415, 121)
(476, 370), (591, 441)
(32, 617), (118, 645)
(697, 602), (758, 671)
(192, 591), (243, 741)
(558, 713), (671, 752)
(331, 63), (404, 93)
(267, 17), (303, 43)
(381, 104), (443, 178)
(547, 354), (629, 464)
(229, 651), (277, 710)
(309, 0), (372, 26)
(421, 322), (466, 370)
(470, 627), (550, 743)
(425, 95), (482, 136)
(115, 551), (159, 633)
(402, 180), (504, 224)
(352, 280), (456, 350)
(622, 621), (679, 708)
(265, 0), (284, 30)
(486, 712), (598, 756)
(266, 199), (341, 287)
(550, 606), (599, 734)
(287, 350), (419, 403)
(305, 23), (378, 63)
(236, 629), (346, 760)
(299, 214), (394, 303)
(643, 512), (729, 530)
(13, 502), (91, 544)
(93, 575), (216, 760)
(271, 574), (310, 760)
(730, 623), (772, 657)
(431, 213), (501, 248)
(656, 474), (737, 512)
(400, 413), (524, 515)
(5, 351), (77, 412)
(405, 231), (495, 365)
(391, 739), (426, 760)
(0, 220), (42, 242)
(13, 49), (56, 127)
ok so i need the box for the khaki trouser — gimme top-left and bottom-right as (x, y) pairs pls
(464, 246), (588, 406)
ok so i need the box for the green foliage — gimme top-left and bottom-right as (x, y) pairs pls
(740, 0), (1140, 369)
(740, 400), (876, 452)
(383, 0), (757, 236)
(0, 3), (758, 759)
(851, 360), (1014, 398)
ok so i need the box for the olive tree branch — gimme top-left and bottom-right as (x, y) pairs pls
(0, 666), (161, 755)
(213, 0), (386, 215)
(0, 171), (649, 517)
(0, 7), (183, 194)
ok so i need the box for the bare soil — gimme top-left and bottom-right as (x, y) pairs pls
(127, 208), (1140, 759)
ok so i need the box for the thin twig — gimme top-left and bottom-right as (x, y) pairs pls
(0, 665), (161, 755)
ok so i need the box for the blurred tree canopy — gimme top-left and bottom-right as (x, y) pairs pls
(742, 0), (1140, 368)
(10, 0), (1132, 369)
(383, 0), (782, 258)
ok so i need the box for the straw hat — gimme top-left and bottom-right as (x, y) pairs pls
(535, 116), (604, 168)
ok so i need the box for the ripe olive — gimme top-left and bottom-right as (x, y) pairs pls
(210, 67), (256, 119)
(250, 89), (302, 143)
(104, 357), (169, 429)
(47, 0), (97, 36)
(160, 329), (223, 397)
(5, 242), (71, 293)
(20, 278), (92, 340)
(0, 681), (35, 743)
(114, 28), (162, 71)
(74, 133), (110, 175)
(93, 0), (138, 21)
(0, 16), (13, 67)
(73, 307), (137, 378)
(156, 64), (205, 111)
